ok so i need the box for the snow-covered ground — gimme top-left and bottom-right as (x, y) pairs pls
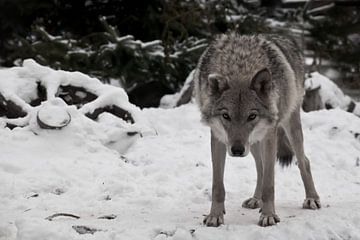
(1, 101), (360, 239)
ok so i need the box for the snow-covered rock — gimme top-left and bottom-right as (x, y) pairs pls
(303, 72), (360, 116)
(160, 70), (195, 108)
(0, 59), (154, 154)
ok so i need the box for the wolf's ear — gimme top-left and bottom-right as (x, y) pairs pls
(250, 68), (272, 97)
(208, 73), (229, 95)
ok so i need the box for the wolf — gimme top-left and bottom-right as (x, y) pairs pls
(194, 33), (321, 227)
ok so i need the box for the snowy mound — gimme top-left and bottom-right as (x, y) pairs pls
(160, 70), (195, 108)
(0, 104), (359, 240)
(0, 59), (154, 153)
(304, 72), (360, 115)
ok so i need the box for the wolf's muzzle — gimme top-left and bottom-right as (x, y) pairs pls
(231, 145), (245, 157)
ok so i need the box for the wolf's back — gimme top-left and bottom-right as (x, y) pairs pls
(261, 34), (305, 89)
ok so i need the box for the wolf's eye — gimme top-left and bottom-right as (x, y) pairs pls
(222, 113), (231, 121)
(248, 113), (257, 121)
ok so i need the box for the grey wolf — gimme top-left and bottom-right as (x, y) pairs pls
(194, 33), (321, 227)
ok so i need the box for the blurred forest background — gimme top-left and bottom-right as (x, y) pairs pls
(0, 0), (359, 107)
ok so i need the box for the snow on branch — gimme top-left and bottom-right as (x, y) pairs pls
(306, 3), (335, 15)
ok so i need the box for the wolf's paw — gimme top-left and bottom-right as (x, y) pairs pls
(203, 213), (224, 227)
(303, 198), (321, 209)
(258, 213), (280, 227)
(242, 197), (262, 209)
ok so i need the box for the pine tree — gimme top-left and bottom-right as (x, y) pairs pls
(8, 16), (207, 103)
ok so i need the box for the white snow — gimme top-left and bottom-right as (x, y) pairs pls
(0, 69), (38, 104)
(308, 15), (327, 21)
(306, 3), (335, 15)
(281, 0), (306, 3)
(0, 102), (360, 239)
(0, 62), (359, 239)
(185, 44), (209, 54)
(37, 99), (71, 128)
(160, 70), (195, 108)
(139, 40), (162, 50)
(305, 57), (313, 66)
(225, 15), (245, 23)
(266, 19), (286, 28)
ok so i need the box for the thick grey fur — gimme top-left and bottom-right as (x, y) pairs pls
(194, 33), (321, 227)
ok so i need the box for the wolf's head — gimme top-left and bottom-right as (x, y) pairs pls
(203, 68), (278, 157)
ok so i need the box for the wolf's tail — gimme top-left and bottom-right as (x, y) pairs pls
(277, 127), (294, 167)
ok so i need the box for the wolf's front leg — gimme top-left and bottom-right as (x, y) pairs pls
(259, 129), (280, 227)
(204, 131), (226, 227)
(242, 142), (263, 209)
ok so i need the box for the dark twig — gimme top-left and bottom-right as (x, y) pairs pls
(45, 213), (80, 221)
(72, 225), (100, 235)
(98, 214), (117, 220)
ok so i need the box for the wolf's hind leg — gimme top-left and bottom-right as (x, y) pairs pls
(301, 156), (321, 209)
(284, 109), (321, 209)
(242, 142), (263, 209)
(203, 131), (227, 227)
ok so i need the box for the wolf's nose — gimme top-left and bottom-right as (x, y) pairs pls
(231, 146), (245, 156)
